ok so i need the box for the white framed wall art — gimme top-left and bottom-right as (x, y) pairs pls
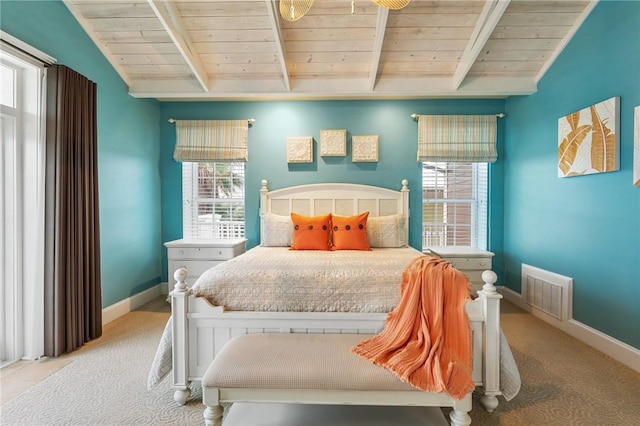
(287, 136), (313, 163)
(352, 135), (378, 162)
(320, 129), (346, 156)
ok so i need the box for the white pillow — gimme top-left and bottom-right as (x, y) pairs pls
(366, 214), (407, 248)
(260, 213), (293, 247)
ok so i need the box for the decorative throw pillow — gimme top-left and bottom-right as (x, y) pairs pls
(366, 214), (407, 248)
(260, 213), (293, 247)
(290, 213), (332, 250)
(331, 212), (371, 251)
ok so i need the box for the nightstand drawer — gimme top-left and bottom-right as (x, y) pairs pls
(446, 257), (492, 270)
(167, 246), (237, 261)
(168, 260), (223, 280)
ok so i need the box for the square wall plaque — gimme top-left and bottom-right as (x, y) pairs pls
(352, 135), (379, 162)
(287, 136), (313, 163)
(320, 129), (347, 156)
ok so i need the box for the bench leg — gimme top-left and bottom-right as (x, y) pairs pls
(203, 405), (223, 426)
(449, 409), (471, 426)
(449, 393), (472, 426)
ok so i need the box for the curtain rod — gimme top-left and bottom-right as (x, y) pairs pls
(168, 118), (256, 124)
(410, 113), (506, 120)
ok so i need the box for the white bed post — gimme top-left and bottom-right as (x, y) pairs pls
(400, 179), (409, 245)
(171, 268), (191, 405)
(259, 180), (269, 241)
(259, 180), (268, 214)
(478, 270), (502, 412)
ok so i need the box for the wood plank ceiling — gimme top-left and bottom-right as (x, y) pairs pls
(63, 0), (597, 100)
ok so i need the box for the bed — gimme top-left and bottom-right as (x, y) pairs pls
(157, 179), (511, 414)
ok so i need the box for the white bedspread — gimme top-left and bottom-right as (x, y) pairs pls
(190, 246), (424, 313)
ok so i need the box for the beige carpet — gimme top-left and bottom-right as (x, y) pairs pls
(448, 302), (640, 425)
(1, 297), (639, 425)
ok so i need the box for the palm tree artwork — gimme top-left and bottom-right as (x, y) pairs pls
(558, 97), (620, 178)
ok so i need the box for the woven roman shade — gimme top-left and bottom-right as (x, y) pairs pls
(173, 120), (248, 162)
(417, 115), (497, 163)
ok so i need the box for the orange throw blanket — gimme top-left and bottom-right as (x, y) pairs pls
(352, 255), (474, 399)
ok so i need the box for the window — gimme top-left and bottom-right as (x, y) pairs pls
(182, 162), (245, 239)
(422, 162), (488, 250)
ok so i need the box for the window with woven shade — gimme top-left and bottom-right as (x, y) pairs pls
(417, 115), (496, 251)
(173, 120), (248, 240)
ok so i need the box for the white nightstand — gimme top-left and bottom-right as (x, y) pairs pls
(427, 246), (494, 293)
(165, 238), (246, 293)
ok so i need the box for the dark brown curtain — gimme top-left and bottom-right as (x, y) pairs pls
(44, 65), (102, 357)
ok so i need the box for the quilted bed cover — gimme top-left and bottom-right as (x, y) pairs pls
(189, 246), (424, 313)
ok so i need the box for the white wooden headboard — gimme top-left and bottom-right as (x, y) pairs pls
(259, 179), (410, 241)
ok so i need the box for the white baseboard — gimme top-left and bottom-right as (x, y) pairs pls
(500, 286), (640, 373)
(102, 283), (164, 326)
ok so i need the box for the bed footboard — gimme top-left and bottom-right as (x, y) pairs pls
(170, 268), (502, 411)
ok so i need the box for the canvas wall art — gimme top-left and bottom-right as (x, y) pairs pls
(558, 96), (620, 178)
(286, 136), (313, 163)
(320, 129), (346, 156)
(352, 135), (378, 162)
(634, 106), (640, 186)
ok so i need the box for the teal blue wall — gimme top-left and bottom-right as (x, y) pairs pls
(159, 99), (506, 281)
(6, 1), (636, 351)
(1, 1), (163, 307)
(503, 1), (640, 348)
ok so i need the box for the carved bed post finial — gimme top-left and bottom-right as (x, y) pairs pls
(173, 267), (189, 292)
(260, 179), (268, 192)
(481, 270), (498, 294)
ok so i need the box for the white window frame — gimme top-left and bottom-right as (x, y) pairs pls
(422, 161), (488, 250)
(182, 161), (245, 240)
(1, 35), (51, 365)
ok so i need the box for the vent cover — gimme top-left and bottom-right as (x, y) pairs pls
(521, 264), (573, 321)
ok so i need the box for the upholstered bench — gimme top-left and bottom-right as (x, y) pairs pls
(201, 333), (472, 426)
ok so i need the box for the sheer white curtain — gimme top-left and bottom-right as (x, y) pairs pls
(0, 33), (53, 364)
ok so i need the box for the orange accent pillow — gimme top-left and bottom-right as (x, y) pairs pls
(331, 212), (371, 251)
(290, 213), (332, 250)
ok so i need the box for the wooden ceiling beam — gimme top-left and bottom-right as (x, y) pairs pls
(451, 0), (511, 91)
(146, 0), (209, 92)
(128, 76), (537, 101)
(265, 0), (291, 92)
(369, 7), (389, 92)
